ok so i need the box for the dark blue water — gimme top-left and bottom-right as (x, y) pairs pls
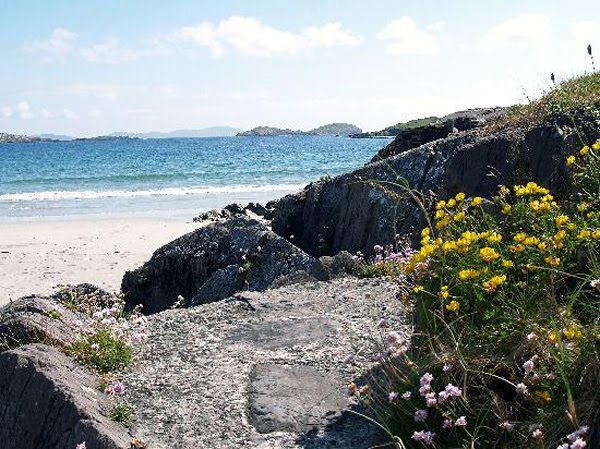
(0, 136), (389, 221)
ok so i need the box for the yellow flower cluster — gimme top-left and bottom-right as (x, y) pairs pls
(513, 182), (550, 197)
(566, 139), (600, 167)
(479, 247), (500, 262)
(482, 274), (507, 293)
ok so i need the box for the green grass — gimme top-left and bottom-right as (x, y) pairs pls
(109, 404), (135, 425)
(380, 116), (439, 136)
(487, 72), (600, 133)
(70, 328), (133, 374)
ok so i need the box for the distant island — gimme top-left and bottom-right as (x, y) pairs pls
(0, 132), (49, 144)
(111, 126), (243, 139)
(237, 123), (362, 137)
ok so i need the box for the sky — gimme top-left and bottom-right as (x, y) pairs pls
(0, 0), (599, 137)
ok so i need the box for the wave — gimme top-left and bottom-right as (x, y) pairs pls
(0, 184), (304, 202)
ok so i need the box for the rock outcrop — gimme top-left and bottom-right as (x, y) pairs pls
(121, 216), (316, 314)
(370, 107), (505, 162)
(0, 295), (83, 351)
(272, 110), (600, 256)
(124, 277), (406, 448)
(0, 343), (130, 449)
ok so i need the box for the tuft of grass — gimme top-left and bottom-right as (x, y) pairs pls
(70, 328), (133, 374)
(41, 309), (62, 320)
(487, 72), (600, 133)
(109, 404), (134, 425)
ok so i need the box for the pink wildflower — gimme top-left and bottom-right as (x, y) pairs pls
(500, 421), (515, 432)
(455, 416), (467, 427)
(401, 391), (412, 400)
(420, 372), (433, 386)
(443, 418), (453, 429)
(419, 385), (431, 396)
(111, 381), (125, 395)
(532, 429), (544, 440)
(568, 426), (589, 442)
(516, 383), (528, 395)
(425, 392), (437, 407)
(570, 439), (587, 449)
(444, 383), (462, 397)
(385, 331), (404, 346)
(523, 359), (535, 374)
(414, 409), (428, 422)
(443, 363), (453, 372)
(388, 391), (398, 402)
(411, 430), (435, 445)
(527, 332), (539, 341)
(76, 443), (86, 449)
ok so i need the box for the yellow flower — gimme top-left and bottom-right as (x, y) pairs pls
(578, 202), (589, 212)
(413, 285), (425, 293)
(472, 197), (483, 206)
(438, 286), (450, 300)
(455, 192), (465, 202)
(592, 230), (600, 240)
(555, 215), (570, 228)
(509, 244), (525, 253)
(446, 300), (460, 312)
(592, 139), (600, 151)
(554, 230), (567, 243)
(545, 256), (560, 267)
(580, 145), (589, 156)
(502, 204), (511, 214)
(499, 185), (510, 196)
(447, 198), (457, 208)
(513, 232), (527, 243)
(479, 247), (500, 262)
(421, 227), (430, 237)
(523, 236), (541, 246)
(537, 242), (547, 251)
(578, 229), (591, 239)
(487, 233), (502, 244)
(501, 260), (514, 268)
(436, 200), (446, 210)
(458, 269), (479, 280)
(453, 211), (466, 222)
(535, 391), (551, 403)
(482, 274), (507, 293)
(563, 324), (582, 340)
(566, 155), (576, 167)
(435, 209), (446, 219)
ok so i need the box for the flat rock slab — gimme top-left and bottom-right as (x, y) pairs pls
(226, 317), (338, 349)
(249, 364), (347, 433)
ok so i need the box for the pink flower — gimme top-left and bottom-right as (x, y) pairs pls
(557, 444), (569, 449)
(444, 383), (462, 397)
(527, 332), (538, 341)
(76, 443), (86, 449)
(570, 439), (587, 449)
(385, 331), (404, 346)
(443, 363), (453, 372)
(414, 409), (428, 422)
(111, 381), (125, 395)
(437, 391), (449, 403)
(568, 426), (589, 442)
(411, 430), (435, 445)
(425, 392), (437, 407)
(388, 391), (398, 402)
(523, 359), (535, 374)
(516, 383), (528, 395)
(419, 385), (431, 396)
(454, 416), (467, 427)
(532, 429), (543, 440)
(500, 421), (515, 432)
(443, 418), (453, 429)
(401, 391), (412, 400)
(420, 372), (434, 386)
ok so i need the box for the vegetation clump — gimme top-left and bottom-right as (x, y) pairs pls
(351, 132), (599, 448)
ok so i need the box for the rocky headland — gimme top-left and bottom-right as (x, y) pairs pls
(1, 96), (599, 448)
(237, 123), (362, 137)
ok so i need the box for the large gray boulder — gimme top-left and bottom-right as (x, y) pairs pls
(272, 111), (600, 256)
(0, 344), (130, 449)
(121, 216), (316, 314)
(0, 295), (82, 352)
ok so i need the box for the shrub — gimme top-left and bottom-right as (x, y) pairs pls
(352, 137), (600, 448)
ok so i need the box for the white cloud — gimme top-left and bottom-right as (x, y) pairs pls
(479, 14), (551, 49)
(17, 101), (35, 119)
(377, 17), (439, 55)
(427, 21), (446, 33)
(79, 38), (139, 63)
(169, 16), (360, 57)
(1, 106), (12, 118)
(63, 109), (79, 120)
(24, 27), (78, 63)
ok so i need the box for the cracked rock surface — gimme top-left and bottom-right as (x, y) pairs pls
(124, 277), (410, 448)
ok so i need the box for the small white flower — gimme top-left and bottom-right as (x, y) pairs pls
(401, 391), (412, 400)
(590, 279), (600, 290)
(76, 443), (87, 449)
(527, 332), (538, 341)
(532, 428), (543, 440)
(500, 421), (515, 432)
(443, 363), (453, 372)
(516, 383), (528, 395)
(454, 416), (467, 427)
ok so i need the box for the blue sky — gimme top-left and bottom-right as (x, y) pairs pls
(1, 0), (598, 136)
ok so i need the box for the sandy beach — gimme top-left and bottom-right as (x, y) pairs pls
(0, 218), (199, 305)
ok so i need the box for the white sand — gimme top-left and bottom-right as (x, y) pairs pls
(0, 218), (200, 305)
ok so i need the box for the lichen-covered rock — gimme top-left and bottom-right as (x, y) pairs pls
(122, 216), (315, 314)
(0, 344), (130, 449)
(272, 111), (600, 256)
(0, 295), (82, 352)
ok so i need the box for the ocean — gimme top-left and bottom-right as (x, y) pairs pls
(0, 136), (389, 221)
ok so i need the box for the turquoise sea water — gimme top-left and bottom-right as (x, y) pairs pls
(0, 136), (389, 221)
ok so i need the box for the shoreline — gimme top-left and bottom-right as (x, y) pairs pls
(0, 217), (200, 305)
